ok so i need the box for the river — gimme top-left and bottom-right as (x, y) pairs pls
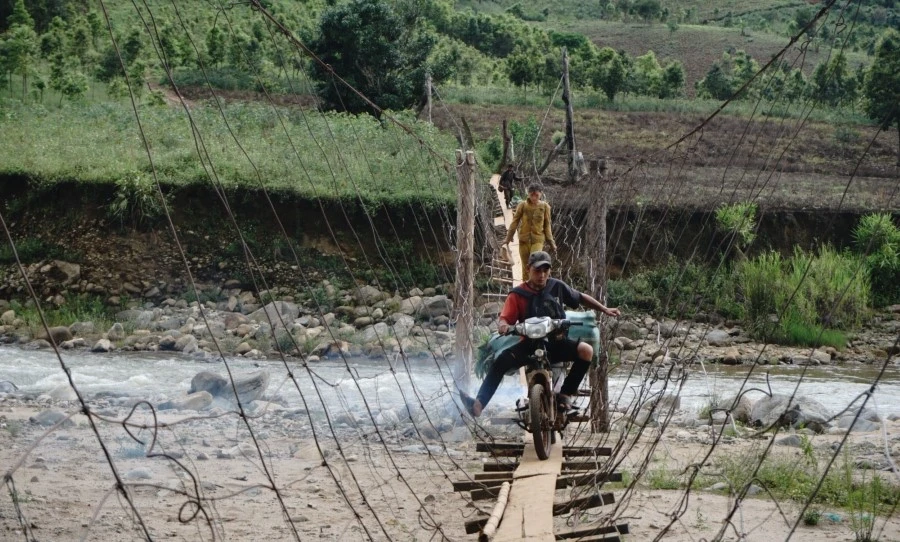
(2, 347), (900, 418)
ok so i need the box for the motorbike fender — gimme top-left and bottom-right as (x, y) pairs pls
(528, 371), (552, 393)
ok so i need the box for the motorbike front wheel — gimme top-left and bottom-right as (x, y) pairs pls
(529, 383), (552, 460)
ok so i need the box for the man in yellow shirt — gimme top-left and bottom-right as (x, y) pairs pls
(504, 185), (556, 279)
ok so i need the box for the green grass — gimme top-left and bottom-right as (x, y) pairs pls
(0, 237), (80, 265)
(10, 295), (119, 337)
(645, 465), (684, 490)
(0, 98), (457, 208)
(714, 446), (900, 518)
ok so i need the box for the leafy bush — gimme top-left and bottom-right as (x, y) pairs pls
(738, 246), (869, 346)
(853, 213), (900, 307)
(715, 201), (758, 251)
(616, 259), (739, 319)
(0, 237), (76, 264)
(107, 172), (170, 229)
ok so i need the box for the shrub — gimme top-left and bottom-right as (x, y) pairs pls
(108, 172), (170, 229)
(0, 237), (76, 264)
(853, 213), (900, 307)
(738, 247), (869, 346)
(619, 258), (739, 319)
(715, 201), (758, 251)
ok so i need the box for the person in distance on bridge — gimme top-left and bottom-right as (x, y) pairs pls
(497, 163), (521, 209)
(461, 251), (620, 417)
(505, 184), (556, 279)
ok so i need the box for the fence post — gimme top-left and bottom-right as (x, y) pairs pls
(453, 150), (476, 390)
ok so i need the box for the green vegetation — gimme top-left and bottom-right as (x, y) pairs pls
(608, 258), (740, 320)
(853, 213), (900, 308)
(607, 212), (891, 348)
(738, 247), (868, 348)
(0, 100), (456, 206)
(645, 465), (683, 490)
(9, 294), (119, 337)
(712, 445), (900, 537)
(715, 201), (758, 256)
(0, 237), (76, 264)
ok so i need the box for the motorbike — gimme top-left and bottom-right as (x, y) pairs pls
(508, 316), (582, 460)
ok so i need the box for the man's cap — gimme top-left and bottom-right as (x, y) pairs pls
(527, 251), (552, 269)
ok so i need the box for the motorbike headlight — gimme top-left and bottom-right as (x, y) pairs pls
(522, 318), (553, 338)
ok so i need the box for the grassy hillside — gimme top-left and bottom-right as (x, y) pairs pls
(0, 0), (895, 212)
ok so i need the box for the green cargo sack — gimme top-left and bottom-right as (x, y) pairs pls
(474, 333), (519, 379)
(473, 311), (601, 378)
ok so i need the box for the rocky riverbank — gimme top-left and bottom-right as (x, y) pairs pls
(0, 262), (897, 370)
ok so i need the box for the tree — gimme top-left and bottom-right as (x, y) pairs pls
(659, 61), (684, 98)
(310, 0), (435, 116)
(96, 29), (143, 82)
(863, 29), (900, 157)
(627, 50), (663, 96)
(6, 0), (32, 29)
(810, 52), (857, 107)
(68, 15), (94, 68)
(631, 0), (662, 22)
(506, 45), (539, 100)
(589, 47), (626, 101)
(39, 15), (66, 58)
(696, 64), (732, 100)
(696, 50), (759, 100)
(206, 26), (226, 68)
(2, 23), (38, 98)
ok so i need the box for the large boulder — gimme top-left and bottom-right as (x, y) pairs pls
(398, 296), (423, 316)
(40, 260), (80, 285)
(354, 285), (383, 305)
(189, 370), (270, 404)
(704, 329), (734, 347)
(750, 394), (833, 433)
(248, 301), (300, 328)
(614, 321), (644, 340)
(421, 295), (453, 318)
(223, 312), (249, 331)
(158, 391), (213, 411)
(37, 326), (73, 345)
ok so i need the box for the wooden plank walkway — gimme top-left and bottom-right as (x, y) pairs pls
(492, 438), (562, 542)
(489, 174), (523, 282)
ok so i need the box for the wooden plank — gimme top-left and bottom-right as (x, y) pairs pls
(475, 472), (512, 481)
(489, 173), (522, 282)
(551, 492), (615, 515)
(561, 536), (620, 542)
(483, 462), (519, 472)
(465, 515), (489, 534)
(555, 523), (629, 539)
(484, 461), (612, 472)
(476, 443), (611, 457)
(556, 472), (622, 489)
(493, 441), (562, 541)
(485, 265), (514, 276)
(562, 461), (605, 471)
(564, 447), (612, 457)
(471, 485), (505, 501)
(471, 488), (615, 511)
(452, 477), (513, 492)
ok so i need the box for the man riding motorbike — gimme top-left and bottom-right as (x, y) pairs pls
(461, 251), (621, 417)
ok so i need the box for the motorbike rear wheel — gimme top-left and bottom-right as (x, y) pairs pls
(529, 383), (552, 460)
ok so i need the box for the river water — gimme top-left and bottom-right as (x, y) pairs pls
(2, 347), (900, 418)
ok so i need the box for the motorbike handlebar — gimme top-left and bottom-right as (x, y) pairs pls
(501, 318), (582, 336)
